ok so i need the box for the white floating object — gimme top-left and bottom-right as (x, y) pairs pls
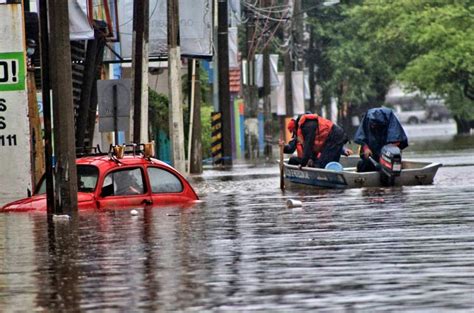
(130, 209), (139, 216)
(52, 214), (71, 222)
(286, 199), (303, 208)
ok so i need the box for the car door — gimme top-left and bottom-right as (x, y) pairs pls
(147, 166), (196, 206)
(97, 167), (152, 210)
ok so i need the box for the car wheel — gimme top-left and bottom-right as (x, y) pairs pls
(408, 116), (419, 124)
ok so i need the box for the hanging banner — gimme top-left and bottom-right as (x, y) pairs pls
(254, 54), (280, 88)
(228, 27), (239, 69)
(292, 71), (305, 115)
(270, 73), (286, 116)
(118, 0), (213, 59)
(0, 4), (32, 201)
(69, 0), (94, 40)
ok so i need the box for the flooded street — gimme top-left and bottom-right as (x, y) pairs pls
(1, 131), (474, 311)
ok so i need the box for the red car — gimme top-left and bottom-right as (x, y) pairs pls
(1, 146), (199, 213)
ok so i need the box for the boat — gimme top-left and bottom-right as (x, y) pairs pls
(283, 156), (442, 189)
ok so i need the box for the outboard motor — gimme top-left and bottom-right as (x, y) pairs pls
(379, 144), (402, 186)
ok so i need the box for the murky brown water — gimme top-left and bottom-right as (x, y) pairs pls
(1, 133), (473, 312)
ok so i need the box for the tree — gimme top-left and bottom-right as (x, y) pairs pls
(305, 0), (396, 135)
(348, 0), (474, 132)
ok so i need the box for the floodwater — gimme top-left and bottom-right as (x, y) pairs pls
(1, 127), (474, 312)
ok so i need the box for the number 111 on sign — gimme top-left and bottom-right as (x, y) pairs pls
(0, 134), (17, 146)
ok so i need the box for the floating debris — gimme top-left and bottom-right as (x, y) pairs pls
(286, 199), (303, 208)
(52, 214), (71, 222)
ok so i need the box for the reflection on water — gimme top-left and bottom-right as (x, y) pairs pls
(1, 138), (474, 311)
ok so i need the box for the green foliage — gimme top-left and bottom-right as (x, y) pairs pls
(348, 0), (473, 116)
(148, 88), (214, 159)
(200, 105), (213, 159)
(446, 87), (474, 119)
(148, 88), (169, 136)
(305, 0), (395, 108)
(181, 64), (211, 104)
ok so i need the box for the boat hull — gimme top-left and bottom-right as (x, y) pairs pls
(283, 157), (442, 189)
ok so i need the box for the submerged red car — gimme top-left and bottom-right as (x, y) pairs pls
(1, 145), (199, 213)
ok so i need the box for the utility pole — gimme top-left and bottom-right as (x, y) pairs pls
(244, 6), (256, 117)
(283, 11), (293, 123)
(189, 60), (202, 174)
(308, 26), (317, 114)
(167, 0), (186, 173)
(243, 6), (258, 158)
(131, 0), (149, 144)
(38, 0), (55, 217)
(48, 0), (78, 216)
(217, 0), (232, 166)
(294, 0), (304, 73)
(262, 0), (272, 159)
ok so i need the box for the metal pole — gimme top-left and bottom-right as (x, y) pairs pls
(38, 0), (55, 218)
(113, 84), (119, 144)
(217, 0), (232, 166)
(187, 59), (196, 174)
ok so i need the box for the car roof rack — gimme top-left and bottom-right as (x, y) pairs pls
(108, 142), (155, 160)
(76, 145), (108, 157)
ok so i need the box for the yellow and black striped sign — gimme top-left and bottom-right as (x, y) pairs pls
(211, 112), (223, 165)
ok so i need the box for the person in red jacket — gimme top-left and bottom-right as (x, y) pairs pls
(296, 113), (352, 168)
(281, 116), (304, 165)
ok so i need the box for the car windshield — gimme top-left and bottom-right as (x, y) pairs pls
(35, 165), (99, 194)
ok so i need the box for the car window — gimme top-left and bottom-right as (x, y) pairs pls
(35, 165), (99, 194)
(78, 165), (99, 192)
(147, 167), (183, 193)
(35, 177), (45, 195)
(101, 168), (145, 197)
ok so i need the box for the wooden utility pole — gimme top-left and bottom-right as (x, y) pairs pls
(38, 0), (55, 216)
(308, 26), (317, 114)
(262, 4), (272, 159)
(48, 0), (78, 216)
(131, 0), (149, 144)
(167, 0), (186, 173)
(243, 6), (259, 158)
(217, 0), (232, 166)
(189, 60), (202, 174)
(283, 26), (293, 120)
(244, 7), (256, 118)
(294, 0), (304, 72)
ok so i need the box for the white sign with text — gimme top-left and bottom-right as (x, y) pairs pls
(0, 4), (32, 201)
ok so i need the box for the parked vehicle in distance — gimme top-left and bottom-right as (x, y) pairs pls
(393, 104), (428, 124)
(426, 104), (452, 122)
(1, 144), (199, 213)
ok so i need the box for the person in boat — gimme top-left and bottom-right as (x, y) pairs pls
(295, 112), (352, 168)
(354, 107), (408, 172)
(281, 116), (303, 165)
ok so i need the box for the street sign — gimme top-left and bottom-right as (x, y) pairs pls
(98, 79), (131, 133)
(0, 52), (26, 91)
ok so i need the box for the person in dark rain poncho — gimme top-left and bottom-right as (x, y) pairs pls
(354, 107), (408, 172)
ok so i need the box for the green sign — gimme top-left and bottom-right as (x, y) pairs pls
(0, 52), (26, 92)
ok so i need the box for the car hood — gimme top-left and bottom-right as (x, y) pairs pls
(1, 193), (95, 213)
